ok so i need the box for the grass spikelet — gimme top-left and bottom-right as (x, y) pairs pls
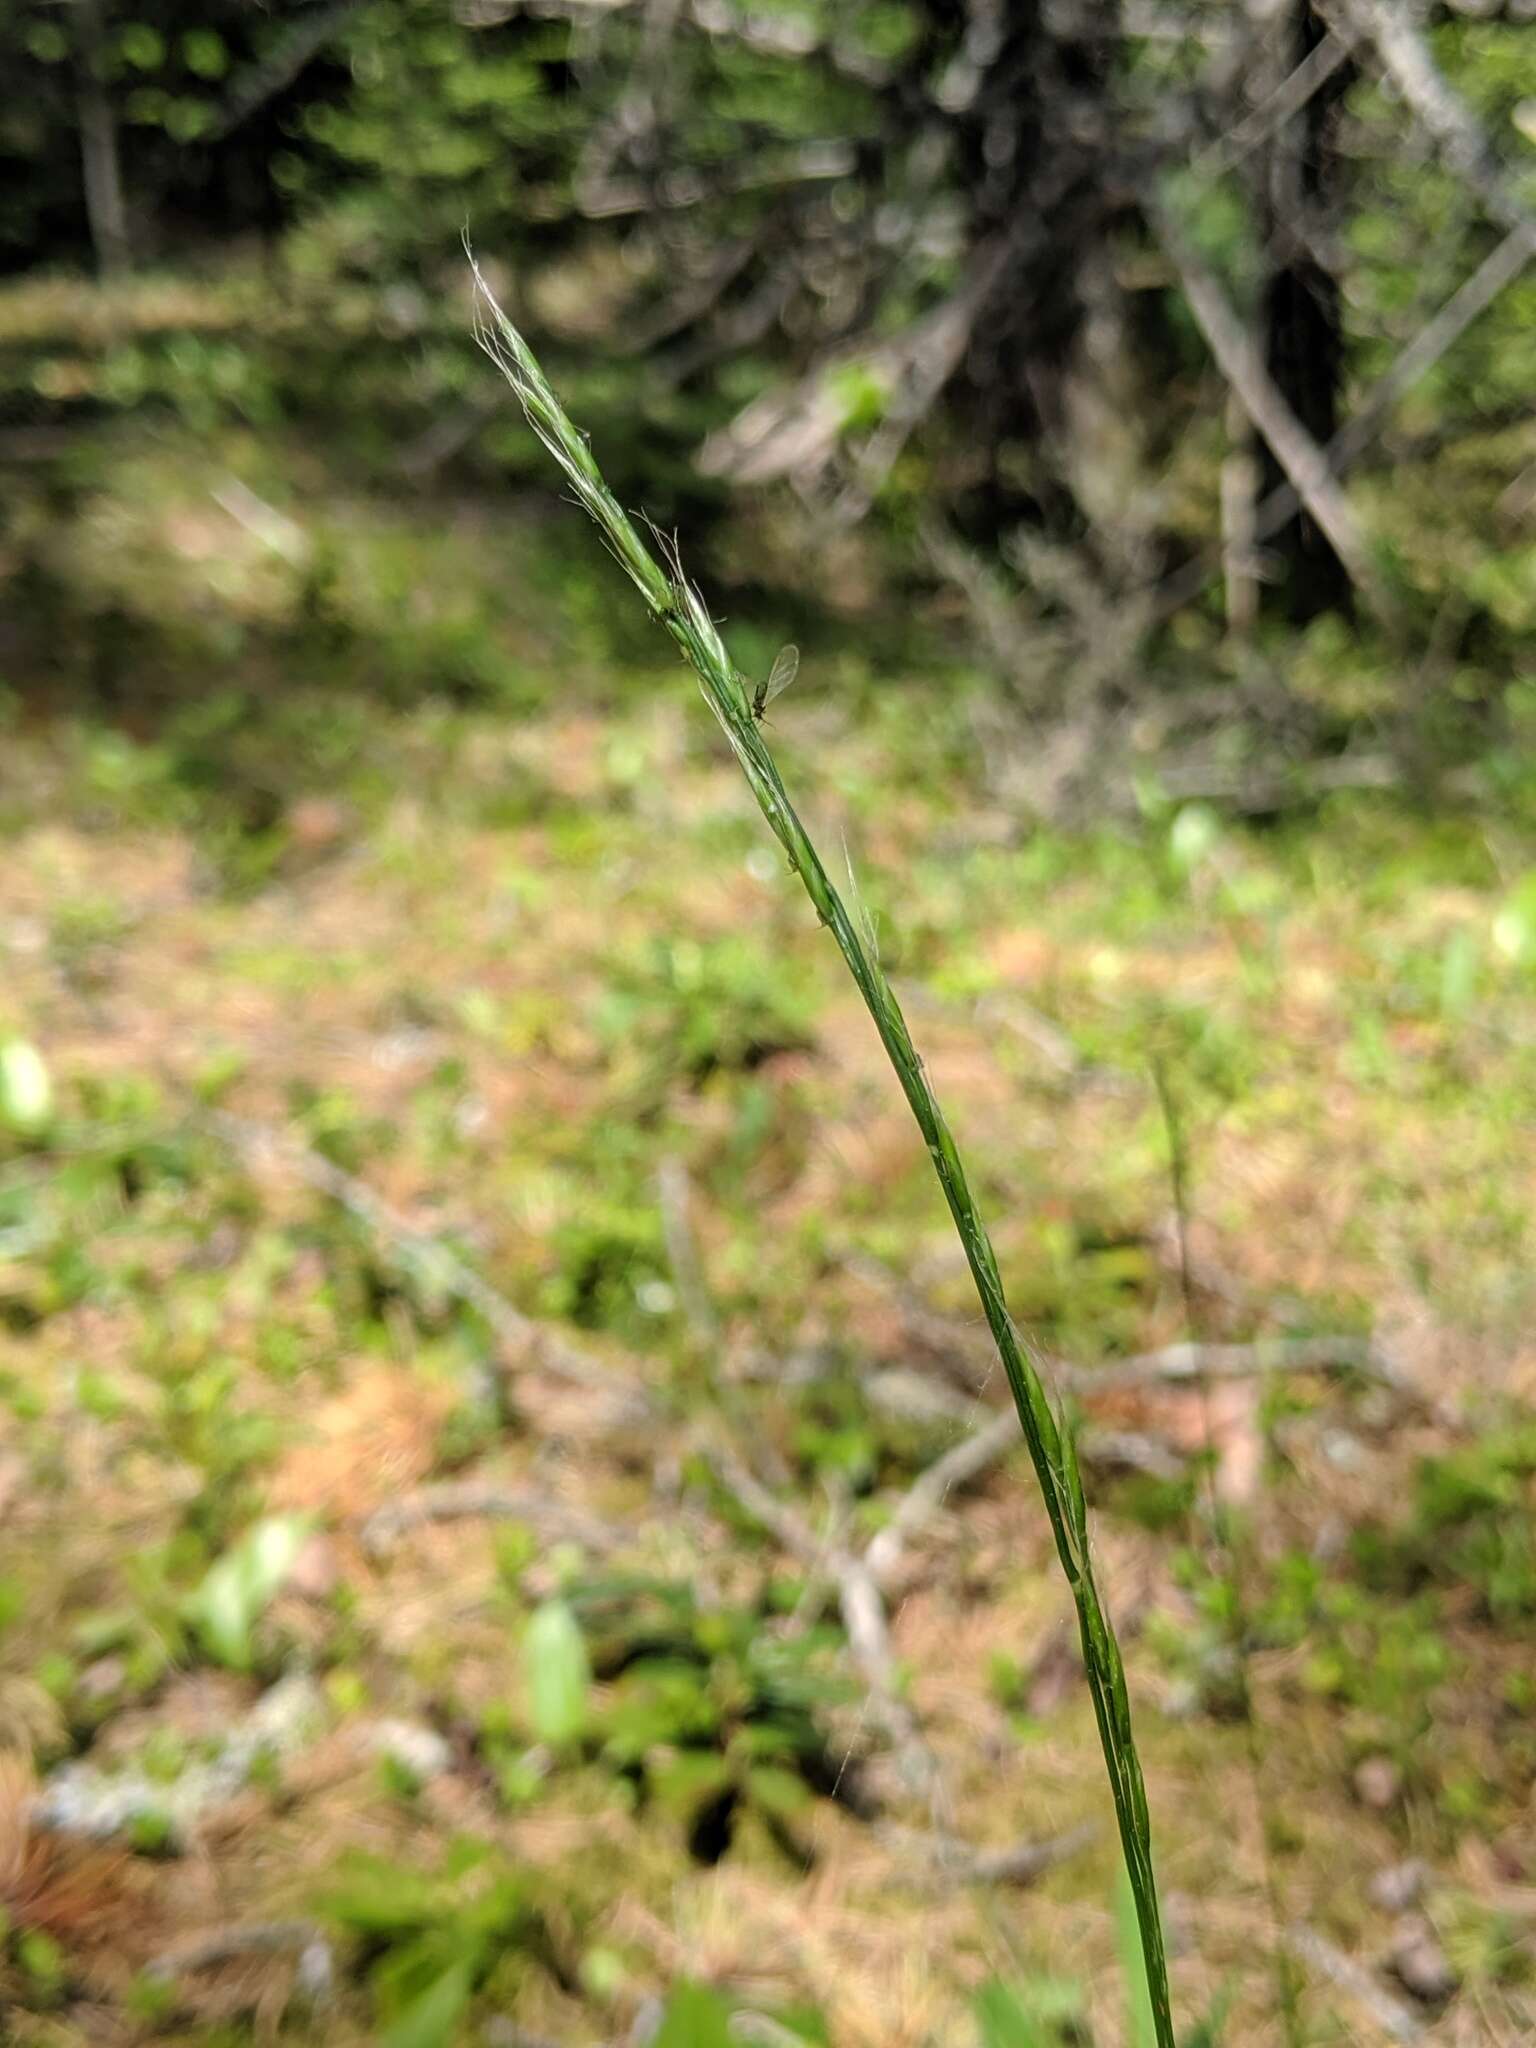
(469, 256), (1174, 2048)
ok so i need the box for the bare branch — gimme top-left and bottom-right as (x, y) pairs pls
(360, 1482), (624, 1558)
(1078, 1334), (1403, 1395)
(577, 141), (855, 219)
(1329, 0), (1536, 237)
(1150, 202), (1399, 627)
(1155, 220), (1535, 619)
(877, 1819), (1098, 1887)
(207, 0), (367, 144)
(208, 1113), (645, 1415)
(1284, 1925), (1425, 2043)
(847, 1254), (1421, 1408)
(863, 1380), (1183, 1590)
(704, 1446), (945, 1802)
(1328, 219), (1536, 472)
(865, 1405), (1019, 1585)
(1198, 28), (1356, 176)
(656, 1155), (720, 1346)
(700, 235), (1016, 494)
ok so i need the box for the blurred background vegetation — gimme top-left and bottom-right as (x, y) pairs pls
(3, 0), (1533, 771)
(1, 4), (1536, 2046)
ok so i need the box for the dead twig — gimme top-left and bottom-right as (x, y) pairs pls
(1284, 1924), (1424, 2043)
(208, 1113), (646, 1415)
(865, 1404), (1019, 1585)
(1156, 752), (1399, 813)
(656, 1155), (719, 1346)
(1078, 1428), (1189, 1482)
(877, 1819), (1098, 1888)
(847, 1254), (1421, 1408)
(360, 1482), (623, 1558)
(395, 388), (505, 479)
(147, 1919), (334, 1988)
(1075, 1334), (1408, 1398)
(699, 235), (1015, 496)
(704, 1446), (945, 1805)
(863, 1382), (1184, 1588)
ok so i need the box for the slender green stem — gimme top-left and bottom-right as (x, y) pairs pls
(470, 263), (1174, 2048)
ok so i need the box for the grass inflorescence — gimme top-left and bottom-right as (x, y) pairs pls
(469, 255), (1175, 2047)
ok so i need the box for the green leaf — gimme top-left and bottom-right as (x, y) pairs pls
(651, 1979), (736, 2048)
(1492, 871), (1536, 965)
(181, 29), (228, 79)
(185, 1513), (312, 1670)
(0, 1040), (53, 1135)
(827, 361), (889, 434)
(1169, 802), (1222, 874)
(1117, 1864), (1158, 2048)
(118, 23), (167, 70)
(649, 1750), (731, 1820)
(745, 1762), (811, 1818)
(380, 1957), (475, 2048)
(523, 1598), (590, 1745)
(26, 23), (69, 62)
(972, 1978), (1048, 2048)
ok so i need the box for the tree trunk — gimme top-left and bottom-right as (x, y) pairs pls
(1257, 0), (1351, 621)
(75, 0), (132, 278)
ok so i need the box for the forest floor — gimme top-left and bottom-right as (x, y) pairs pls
(1, 422), (1535, 2048)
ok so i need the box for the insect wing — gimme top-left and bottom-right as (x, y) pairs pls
(763, 643), (800, 708)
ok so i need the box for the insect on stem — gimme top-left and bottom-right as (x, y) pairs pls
(753, 642), (800, 721)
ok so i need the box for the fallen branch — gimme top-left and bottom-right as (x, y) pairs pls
(147, 1920), (335, 1994)
(878, 1819), (1098, 1888)
(361, 1482), (623, 1559)
(840, 1251), (996, 1389)
(208, 1113), (645, 1415)
(831, 238), (1021, 524)
(864, 1384), (1184, 1587)
(849, 1255), (1420, 1407)
(705, 1446), (944, 1803)
(699, 234), (1015, 496)
(1156, 750), (1399, 814)
(1075, 1334), (1407, 1397)
(1079, 1428), (1190, 1482)
(865, 1404), (1019, 1585)
(1284, 1924), (1424, 2043)
(656, 1155), (720, 1346)
(577, 140), (855, 220)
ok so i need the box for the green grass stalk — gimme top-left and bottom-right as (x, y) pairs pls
(469, 261), (1174, 2048)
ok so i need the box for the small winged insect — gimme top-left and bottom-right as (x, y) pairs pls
(753, 643), (799, 721)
